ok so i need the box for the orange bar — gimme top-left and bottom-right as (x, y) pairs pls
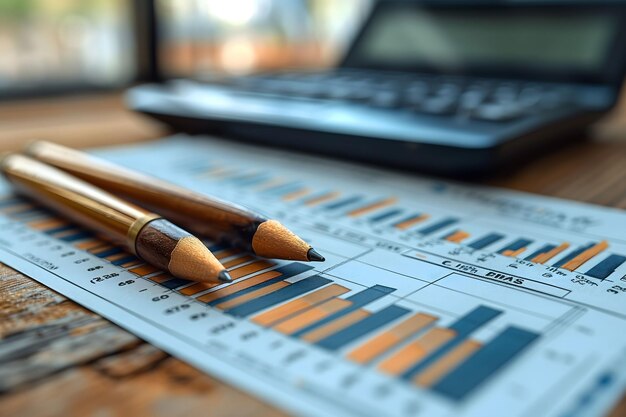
(532, 242), (570, 264)
(149, 273), (173, 284)
(230, 260), (274, 279)
(28, 218), (67, 231)
(129, 264), (160, 277)
(273, 298), (352, 335)
(282, 188), (310, 202)
(414, 339), (482, 387)
(445, 230), (470, 243)
(348, 198), (397, 218)
(89, 244), (115, 254)
(1, 202), (33, 214)
(347, 313), (437, 364)
(214, 281), (290, 310)
(301, 309), (370, 343)
(304, 191), (341, 207)
(194, 270), (282, 300)
(106, 253), (130, 262)
(74, 239), (105, 250)
(121, 260), (143, 268)
(562, 241), (609, 271)
(394, 214), (429, 231)
(502, 247), (526, 257)
(257, 179), (284, 191)
(214, 248), (239, 260)
(52, 228), (81, 239)
(378, 327), (456, 376)
(222, 255), (255, 269)
(252, 284), (350, 327)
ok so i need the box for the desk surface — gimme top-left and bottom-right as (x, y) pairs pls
(0, 93), (625, 417)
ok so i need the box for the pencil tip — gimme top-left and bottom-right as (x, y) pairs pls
(218, 270), (233, 283)
(307, 248), (325, 262)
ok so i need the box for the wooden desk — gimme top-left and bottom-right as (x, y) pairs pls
(0, 93), (625, 417)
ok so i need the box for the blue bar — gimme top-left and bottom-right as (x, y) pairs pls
(93, 247), (124, 258)
(44, 224), (76, 235)
(0, 198), (21, 208)
(291, 285), (396, 337)
(553, 243), (594, 268)
(369, 209), (403, 223)
(59, 231), (93, 242)
(323, 196), (364, 211)
(262, 182), (303, 196)
(111, 255), (139, 266)
(525, 244), (556, 261)
(432, 326), (539, 401)
(418, 218), (459, 236)
(402, 305), (502, 380)
(498, 238), (533, 254)
(10, 207), (44, 218)
(161, 278), (192, 289)
(224, 275), (332, 317)
(234, 174), (272, 187)
(443, 229), (462, 239)
(207, 263), (314, 306)
(208, 242), (228, 252)
(468, 233), (504, 250)
(316, 305), (410, 351)
(586, 254), (626, 280)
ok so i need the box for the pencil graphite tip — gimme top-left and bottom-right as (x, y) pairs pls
(307, 248), (325, 262)
(218, 270), (233, 283)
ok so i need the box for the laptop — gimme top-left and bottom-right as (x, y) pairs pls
(127, 0), (626, 176)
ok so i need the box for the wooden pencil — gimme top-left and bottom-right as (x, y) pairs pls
(26, 141), (324, 262)
(1, 154), (231, 283)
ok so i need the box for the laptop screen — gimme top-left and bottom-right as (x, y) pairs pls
(344, 2), (626, 84)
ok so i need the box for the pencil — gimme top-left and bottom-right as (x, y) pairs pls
(26, 141), (325, 262)
(1, 154), (231, 284)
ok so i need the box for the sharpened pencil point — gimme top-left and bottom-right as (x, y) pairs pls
(218, 270), (233, 283)
(307, 248), (325, 262)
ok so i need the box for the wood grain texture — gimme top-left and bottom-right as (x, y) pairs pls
(0, 92), (625, 417)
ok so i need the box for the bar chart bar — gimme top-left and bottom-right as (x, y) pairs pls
(274, 298), (353, 335)
(586, 254), (626, 280)
(347, 313), (437, 364)
(216, 281), (291, 310)
(290, 285), (396, 337)
(499, 239), (533, 257)
(418, 218), (459, 236)
(467, 233), (504, 250)
(414, 339), (482, 387)
(315, 305), (411, 351)
(225, 275), (333, 317)
(393, 213), (429, 230)
(369, 209), (404, 224)
(532, 242), (570, 264)
(431, 326), (539, 400)
(444, 230), (470, 244)
(303, 191), (340, 207)
(301, 309), (371, 343)
(561, 240), (608, 271)
(401, 306), (502, 380)
(553, 243), (595, 268)
(252, 284), (350, 327)
(229, 260), (275, 280)
(323, 196), (364, 211)
(378, 328), (456, 376)
(348, 198), (397, 218)
(525, 244), (556, 261)
(200, 264), (313, 305)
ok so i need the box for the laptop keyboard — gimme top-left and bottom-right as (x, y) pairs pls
(228, 70), (572, 122)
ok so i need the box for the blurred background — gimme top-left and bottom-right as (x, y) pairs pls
(0, 0), (371, 97)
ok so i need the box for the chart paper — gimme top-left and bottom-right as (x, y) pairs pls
(1, 135), (626, 417)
